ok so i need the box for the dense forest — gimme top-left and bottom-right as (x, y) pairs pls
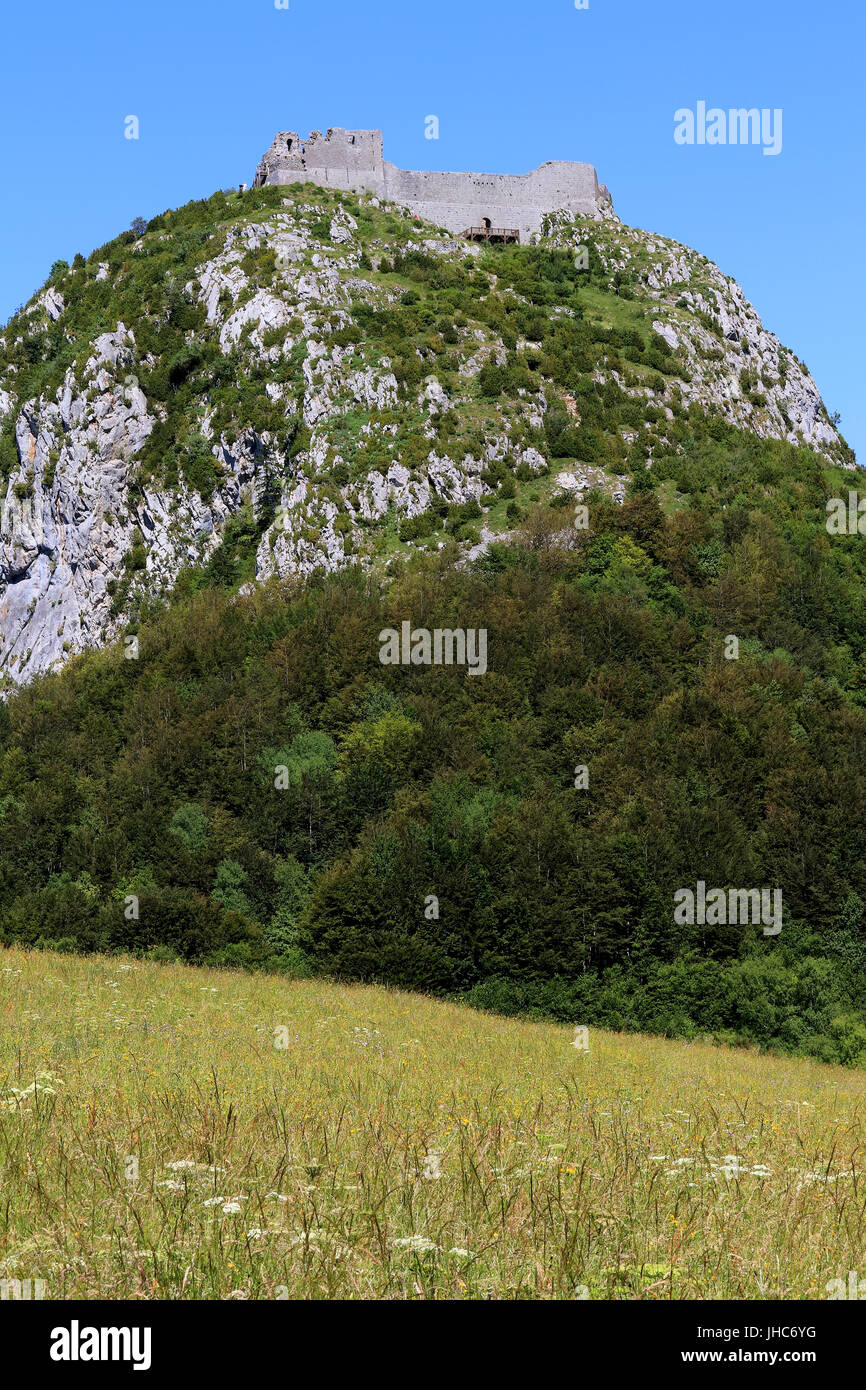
(2, 411), (866, 1066)
(0, 186), (864, 1066)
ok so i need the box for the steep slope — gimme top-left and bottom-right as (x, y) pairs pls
(0, 182), (852, 688)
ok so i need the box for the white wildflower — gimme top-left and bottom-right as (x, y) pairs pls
(393, 1235), (438, 1254)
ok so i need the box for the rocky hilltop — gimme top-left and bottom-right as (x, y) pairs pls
(0, 181), (852, 688)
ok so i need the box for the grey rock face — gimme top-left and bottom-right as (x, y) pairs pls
(0, 320), (267, 686)
(546, 212), (848, 459)
(0, 183), (851, 692)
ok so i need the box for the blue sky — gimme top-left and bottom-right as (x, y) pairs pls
(1, 0), (862, 456)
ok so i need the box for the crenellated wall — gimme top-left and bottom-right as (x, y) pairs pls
(253, 128), (613, 241)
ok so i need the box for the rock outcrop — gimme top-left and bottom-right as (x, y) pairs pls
(0, 177), (852, 691)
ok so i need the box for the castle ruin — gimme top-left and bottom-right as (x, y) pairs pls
(253, 128), (614, 244)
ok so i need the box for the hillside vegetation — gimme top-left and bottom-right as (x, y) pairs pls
(2, 420), (866, 1063)
(0, 181), (850, 684)
(1, 186), (865, 1068)
(3, 432), (866, 1063)
(1, 945), (863, 1300)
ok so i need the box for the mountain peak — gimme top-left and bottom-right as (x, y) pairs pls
(0, 179), (852, 688)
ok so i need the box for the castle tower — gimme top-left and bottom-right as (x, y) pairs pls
(254, 128), (387, 200)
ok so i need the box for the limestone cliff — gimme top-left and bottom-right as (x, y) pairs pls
(0, 178), (852, 690)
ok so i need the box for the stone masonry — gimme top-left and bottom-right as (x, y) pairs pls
(253, 128), (614, 242)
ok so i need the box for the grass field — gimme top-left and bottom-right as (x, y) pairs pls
(1, 945), (864, 1300)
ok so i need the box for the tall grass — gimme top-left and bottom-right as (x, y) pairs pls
(1, 945), (863, 1299)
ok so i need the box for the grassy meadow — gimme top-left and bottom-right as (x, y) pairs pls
(1, 944), (864, 1300)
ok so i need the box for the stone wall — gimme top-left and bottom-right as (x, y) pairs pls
(254, 128), (613, 241)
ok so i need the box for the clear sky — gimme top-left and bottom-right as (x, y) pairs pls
(1, 0), (862, 456)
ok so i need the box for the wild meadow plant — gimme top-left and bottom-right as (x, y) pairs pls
(0, 945), (864, 1300)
